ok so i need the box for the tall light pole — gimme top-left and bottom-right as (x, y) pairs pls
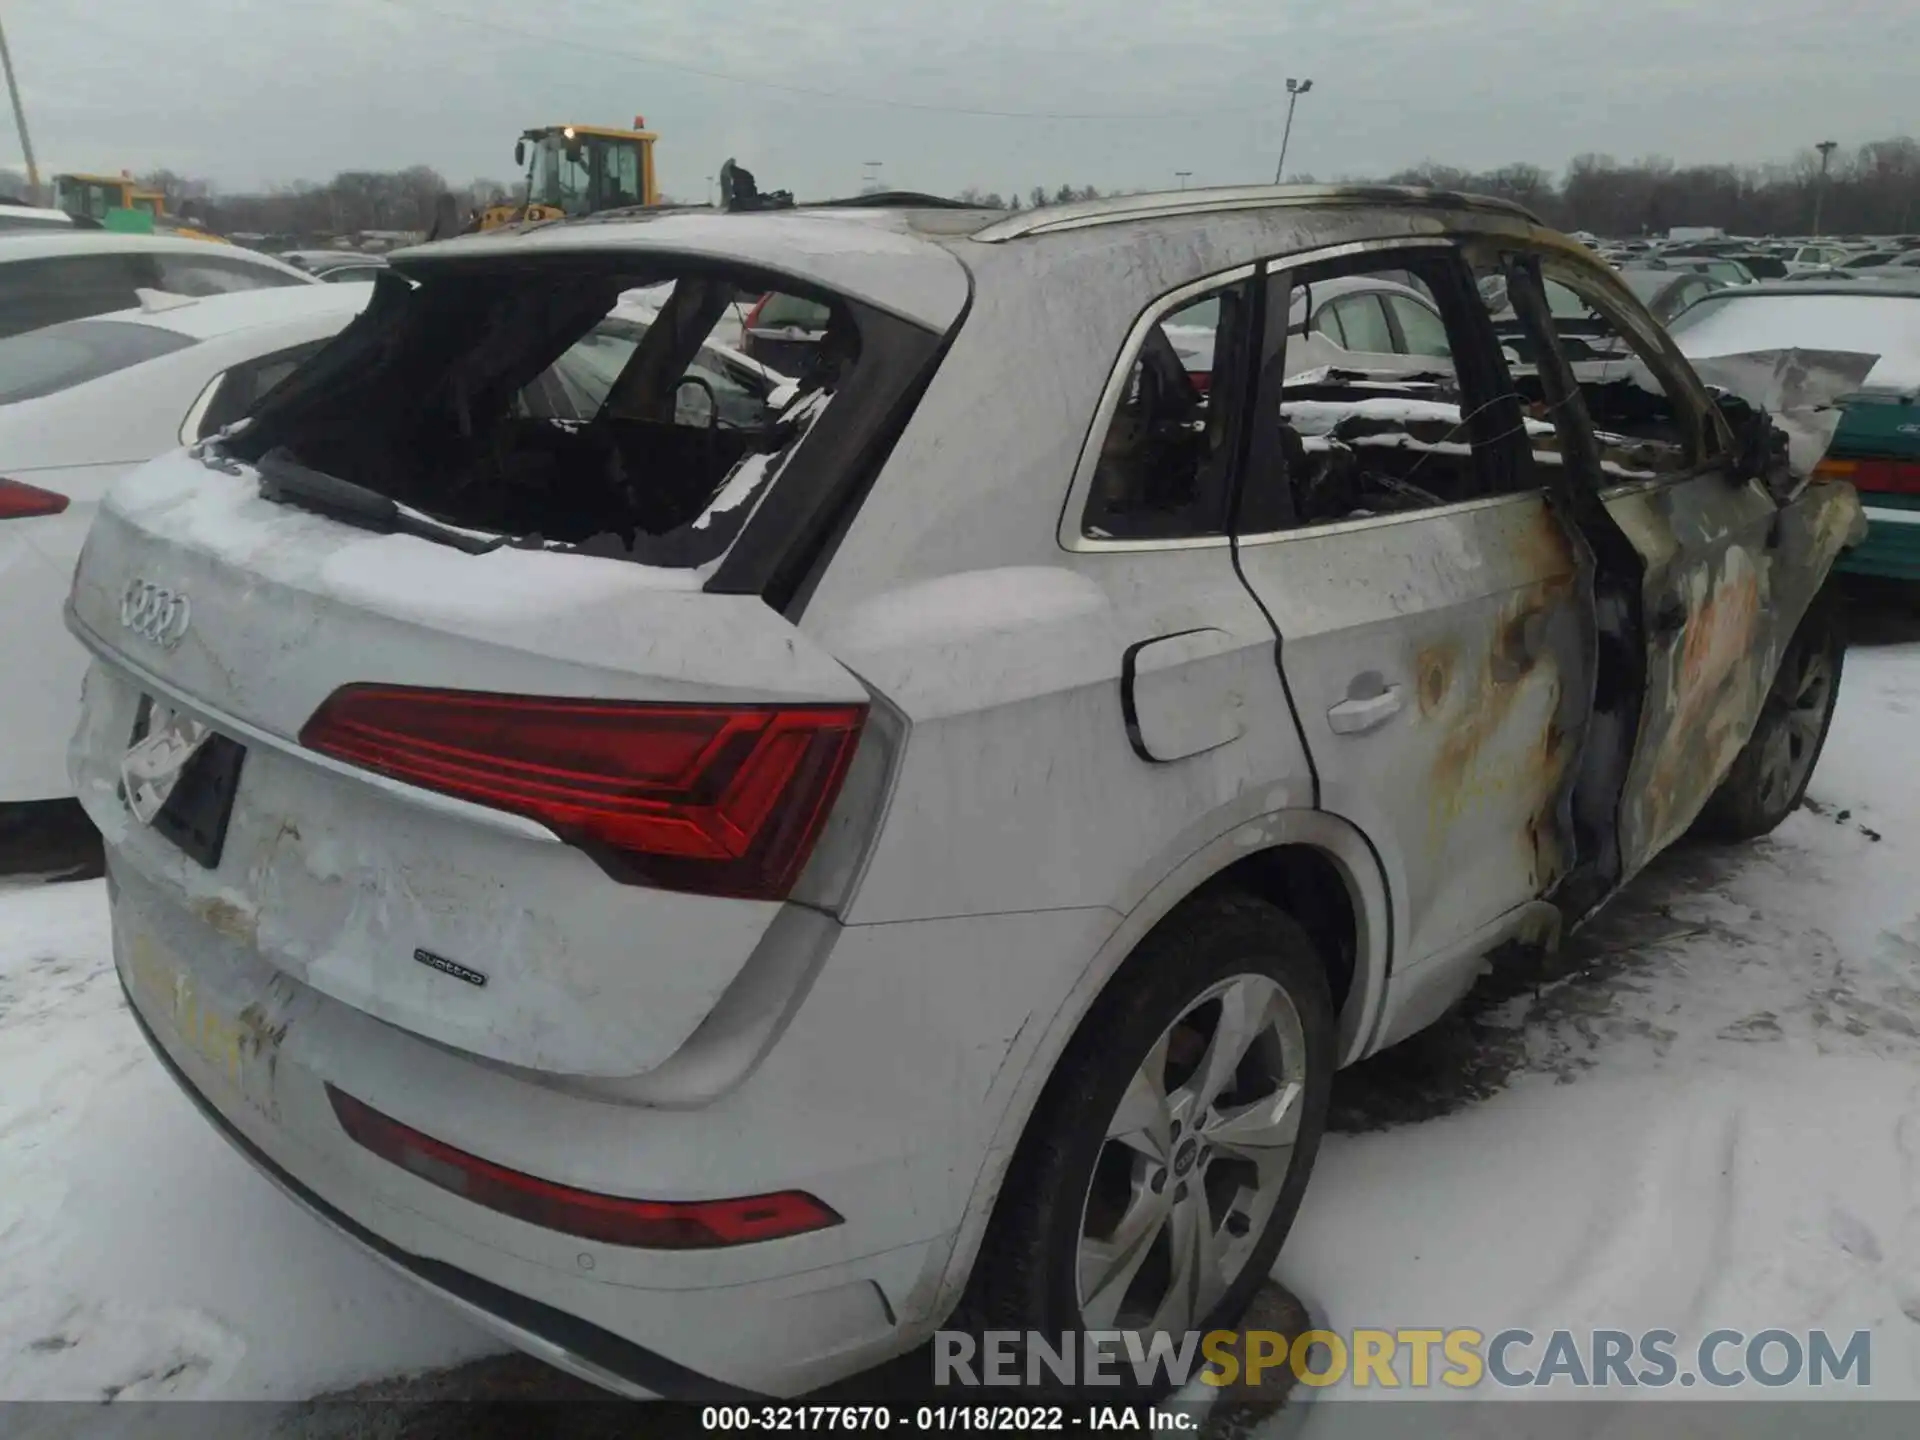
(0, 11), (41, 203)
(862, 159), (883, 193)
(1174, 170), (1192, 190)
(1273, 78), (1313, 185)
(1812, 139), (1838, 237)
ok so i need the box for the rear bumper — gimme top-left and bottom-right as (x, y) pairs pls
(121, 976), (743, 1402)
(99, 830), (1113, 1396)
(1838, 504), (1920, 581)
(105, 853), (954, 1396)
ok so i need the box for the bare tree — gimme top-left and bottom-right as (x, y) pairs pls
(138, 169), (214, 211)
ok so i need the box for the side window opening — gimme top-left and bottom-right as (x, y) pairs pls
(1386, 293), (1453, 358)
(1083, 280), (1255, 542)
(224, 263), (862, 568)
(1244, 252), (1535, 533)
(1330, 294), (1394, 354)
(1484, 256), (1707, 483)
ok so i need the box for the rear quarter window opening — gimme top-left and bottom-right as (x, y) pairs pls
(222, 261), (878, 570)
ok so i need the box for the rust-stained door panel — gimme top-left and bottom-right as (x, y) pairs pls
(1608, 474), (1860, 873)
(1606, 473), (1780, 872)
(1239, 494), (1591, 969)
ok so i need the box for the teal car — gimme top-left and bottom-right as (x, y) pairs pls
(1669, 283), (1920, 579)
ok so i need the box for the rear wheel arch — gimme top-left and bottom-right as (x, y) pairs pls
(920, 808), (1390, 1332)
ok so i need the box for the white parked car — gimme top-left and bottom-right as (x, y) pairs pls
(1161, 273), (1453, 382)
(1843, 251), (1920, 283)
(0, 229), (317, 339)
(70, 192), (1859, 1400)
(0, 200), (76, 232)
(1782, 242), (1850, 276)
(0, 284), (375, 827)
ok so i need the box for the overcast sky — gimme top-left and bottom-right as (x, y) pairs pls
(3, 0), (1914, 200)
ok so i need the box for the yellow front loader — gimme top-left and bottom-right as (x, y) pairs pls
(474, 119), (660, 231)
(52, 172), (227, 242)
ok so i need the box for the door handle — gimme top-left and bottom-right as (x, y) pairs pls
(1328, 685), (1405, 736)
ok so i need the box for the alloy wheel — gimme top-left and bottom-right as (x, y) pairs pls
(1074, 973), (1307, 1335)
(1757, 642), (1834, 814)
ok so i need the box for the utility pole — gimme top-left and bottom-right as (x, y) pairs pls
(0, 10), (41, 203)
(1812, 140), (1838, 236)
(1174, 170), (1192, 190)
(861, 159), (883, 193)
(1274, 78), (1314, 185)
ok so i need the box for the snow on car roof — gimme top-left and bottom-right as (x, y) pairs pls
(0, 229), (315, 278)
(89, 281), (377, 341)
(393, 209), (971, 332)
(0, 201), (74, 228)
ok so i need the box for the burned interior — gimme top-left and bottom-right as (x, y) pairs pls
(1085, 249), (1544, 539)
(1082, 243), (1712, 545)
(214, 258), (873, 567)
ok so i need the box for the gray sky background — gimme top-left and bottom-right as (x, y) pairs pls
(4, 0), (1915, 199)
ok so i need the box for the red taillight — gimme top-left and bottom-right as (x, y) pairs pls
(327, 1086), (841, 1248)
(299, 686), (865, 900)
(1189, 371), (1212, 395)
(0, 478), (69, 519)
(1825, 457), (1920, 495)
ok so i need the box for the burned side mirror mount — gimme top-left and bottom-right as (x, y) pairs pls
(1721, 395), (1793, 499)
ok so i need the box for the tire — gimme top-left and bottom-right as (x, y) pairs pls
(957, 891), (1335, 1396)
(1692, 589), (1844, 842)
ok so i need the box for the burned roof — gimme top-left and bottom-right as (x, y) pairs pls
(972, 183), (1542, 242)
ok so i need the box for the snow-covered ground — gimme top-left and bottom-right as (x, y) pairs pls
(0, 884), (499, 1403)
(2, 608), (1917, 1414)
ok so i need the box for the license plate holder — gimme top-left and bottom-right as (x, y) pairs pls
(123, 696), (246, 869)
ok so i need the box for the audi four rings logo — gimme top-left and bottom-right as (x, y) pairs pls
(120, 579), (192, 649)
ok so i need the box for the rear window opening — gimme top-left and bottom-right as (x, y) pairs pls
(221, 259), (880, 570)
